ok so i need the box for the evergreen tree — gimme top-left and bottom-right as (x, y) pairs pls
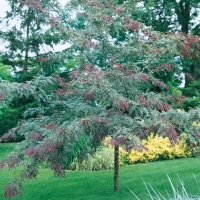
(0, 0), (62, 80)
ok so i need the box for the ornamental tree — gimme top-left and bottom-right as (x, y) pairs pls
(1, 0), (200, 198)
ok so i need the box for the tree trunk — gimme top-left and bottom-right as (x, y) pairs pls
(23, 10), (30, 73)
(114, 144), (119, 192)
(173, 1), (200, 88)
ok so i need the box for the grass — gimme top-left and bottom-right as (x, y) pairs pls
(1, 143), (200, 200)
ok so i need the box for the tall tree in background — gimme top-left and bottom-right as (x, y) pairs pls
(0, 0), (63, 80)
(135, 0), (200, 89)
(0, 0), (67, 136)
(135, 0), (200, 34)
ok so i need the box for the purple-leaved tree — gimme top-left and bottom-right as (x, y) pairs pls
(0, 0), (200, 198)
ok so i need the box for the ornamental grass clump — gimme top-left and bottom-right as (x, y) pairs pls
(70, 146), (114, 171)
(130, 175), (200, 200)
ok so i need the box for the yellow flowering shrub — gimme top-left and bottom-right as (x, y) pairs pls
(122, 133), (192, 165)
(192, 121), (200, 126)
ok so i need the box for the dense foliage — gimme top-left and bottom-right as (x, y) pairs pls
(0, 0), (65, 79)
(0, 0), (200, 198)
(70, 134), (192, 171)
(133, 0), (200, 107)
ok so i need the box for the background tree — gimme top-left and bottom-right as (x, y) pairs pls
(1, 0), (200, 198)
(0, 0), (64, 81)
(0, 0), (70, 136)
(133, 0), (200, 107)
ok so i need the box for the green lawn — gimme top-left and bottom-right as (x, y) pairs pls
(1, 143), (200, 200)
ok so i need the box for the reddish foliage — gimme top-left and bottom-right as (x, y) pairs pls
(194, 132), (200, 139)
(108, 138), (120, 146)
(55, 89), (67, 96)
(84, 64), (103, 80)
(55, 76), (66, 87)
(78, 118), (89, 126)
(82, 40), (98, 48)
(117, 100), (129, 112)
(156, 101), (171, 112)
(49, 16), (62, 27)
(152, 78), (169, 90)
(51, 162), (65, 178)
(136, 73), (149, 82)
(38, 57), (50, 63)
(0, 133), (16, 142)
(114, 7), (124, 13)
(94, 116), (110, 127)
(84, 90), (95, 102)
(46, 123), (57, 131)
(111, 63), (125, 71)
(137, 95), (150, 106)
(69, 70), (79, 79)
(101, 16), (113, 24)
(105, 109), (113, 117)
(20, 166), (38, 180)
(25, 146), (46, 160)
(193, 128), (200, 141)
(58, 128), (66, 135)
(134, 144), (149, 151)
(181, 33), (200, 58)
(89, 1), (100, 6)
(43, 141), (57, 153)
(6, 155), (21, 169)
(125, 69), (134, 76)
(117, 136), (126, 143)
(155, 64), (172, 72)
(143, 30), (157, 41)
(4, 179), (23, 199)
(135, 127), (151, 140)
(168, 95), (187, 105)
(18, 0), (41, 11)
(31, 132), (42, 140)
(26, 147), (38, 157)
(151, 48), (162, 54)
(165, 124), (178, 142)
(124, 19), (140, 31)
(0, 93), (6, 100)
(0, 161), (5, 170)
(108, 136), (127, 146)
(35, 147), (46, 160)
(84, 64), (95, 72)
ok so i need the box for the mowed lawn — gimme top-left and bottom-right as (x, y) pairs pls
(1, 143), (200, 200)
